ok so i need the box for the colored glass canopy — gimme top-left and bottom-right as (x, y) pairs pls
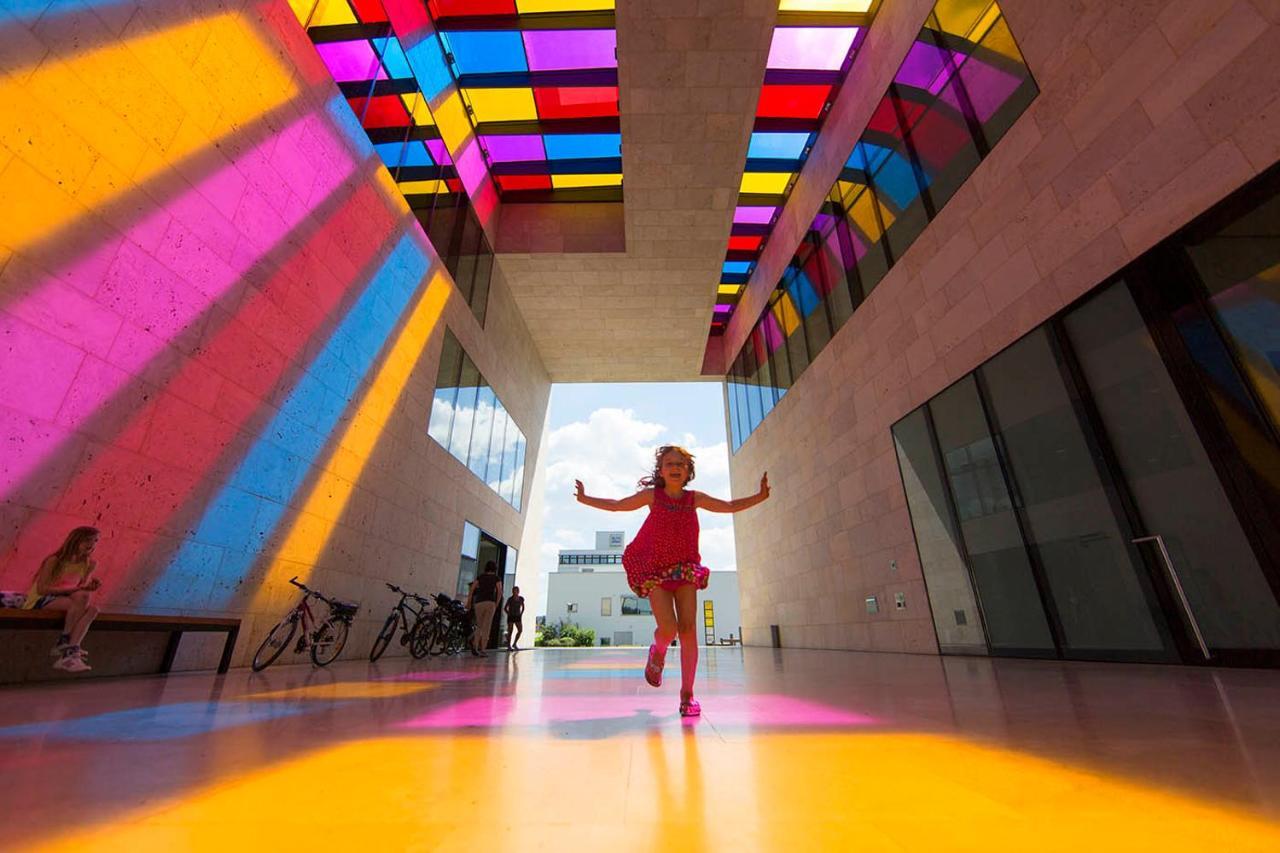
(430, 0), (623, 201)
(711, 1), (879, 335)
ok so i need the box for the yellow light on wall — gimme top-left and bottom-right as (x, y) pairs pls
(740, 172), (793, 195)
(0, 13), (297, 255)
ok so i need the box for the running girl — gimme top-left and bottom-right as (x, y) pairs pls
(575, 445), (769, 716)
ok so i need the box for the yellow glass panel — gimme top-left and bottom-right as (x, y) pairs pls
(516, 0), (615, 10)
(463, 87), (538, 123)
(779, 0), (874, 11)
(932, 0), (991, 38)
(288, 0), (358, 26)
(740, 172), (792, 195)
(400, 94), (435, 126)
(977, 14), (1025, 65)
(847, 190), (885, 241)
(399, 180), (445, 195)
(773, 294), (801, 335)
(718, 284), (743, 296)
(551, 173), (622, 188)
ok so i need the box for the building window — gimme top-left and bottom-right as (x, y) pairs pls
(621, 596), (652, 616)
(428, 329), (527, 510)
(567, 602), (578, 613)
(601, 597), (612, 616)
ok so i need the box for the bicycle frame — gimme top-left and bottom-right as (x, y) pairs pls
(290, 595), (318, 645)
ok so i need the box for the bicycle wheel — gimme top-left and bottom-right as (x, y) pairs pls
(311, 619), (349, 666)
(407, 615), (433, 659)
(369, 612), (398, 662)
(427, 620), (451, 656)
(252, 616), (297, 672)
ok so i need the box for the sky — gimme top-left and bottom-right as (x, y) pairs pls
(534, 383), (737, 614)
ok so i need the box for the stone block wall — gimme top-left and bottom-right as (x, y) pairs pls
(0, 0), (550, 675)
(725, 0), (1280, 652)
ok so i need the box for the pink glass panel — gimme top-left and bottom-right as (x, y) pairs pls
(523, 29), (617, 71)
(481, 134), (546, 162)
(425, 139), (453, 165)
(767, 27), (858, 71)
(315, 40), (387, 82)
(734, 205), (776, 224)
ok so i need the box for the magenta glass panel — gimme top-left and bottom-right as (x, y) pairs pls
(715, 304), (733, 314)
(894, 40), (953, 93)
(762, 311), (784, 351)
(767, 27), (858, 71)
(523, 29), (617, 71)
(939, 57), (1023, 121)
(481, 134), (546, 162)
(425, 139), (453, 165)
(315, 40), (386, 82)
(734, 205), (777, 225)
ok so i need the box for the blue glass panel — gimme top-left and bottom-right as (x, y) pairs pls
(870, 150), (927, 210)
(543, 133), (622, 160)
(443, 31), (528, 75)
(373, 36), (414, 79)
(723, 261), (753, 275)
(748, 132), (811, 160)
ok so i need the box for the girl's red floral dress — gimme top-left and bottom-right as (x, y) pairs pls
(622, 487), (711, 598)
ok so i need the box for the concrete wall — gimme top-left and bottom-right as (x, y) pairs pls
(0, 0), (550, 677)
(544, 570), (742, 646)
(726, 0), (1280, 652)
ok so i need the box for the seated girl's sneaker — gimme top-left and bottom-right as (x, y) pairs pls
(53, 648), (91, 672)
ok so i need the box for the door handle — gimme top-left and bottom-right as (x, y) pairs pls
(1133, 535), (1211, 660)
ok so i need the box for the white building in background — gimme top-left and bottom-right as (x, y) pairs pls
(545, 532), (741, 646)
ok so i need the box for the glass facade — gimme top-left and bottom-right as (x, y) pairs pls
(428, 330), (528, 510)
(727, 0), (1038, 450)
(893, 167), (1280, 667)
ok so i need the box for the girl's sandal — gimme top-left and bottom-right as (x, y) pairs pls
(645, 644), (665, 687)
(679, 696), (701, 717)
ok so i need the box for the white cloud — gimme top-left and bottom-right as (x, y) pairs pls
(535, 403), (738, 614)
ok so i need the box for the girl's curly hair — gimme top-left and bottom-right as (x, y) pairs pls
(637, 445), (696, 490)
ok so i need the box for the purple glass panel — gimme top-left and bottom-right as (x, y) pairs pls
(939, 56), (1023, 122)
(893, 40), (952, 93)
(425, 139), (453, 166)
(767, 27), (858, 71)
(762, 311), (784, 351)
(734, 205), (777, 225)
(315, 41), (387, 83)
(714, 304), (733, 314)
(523, 29), (617, 72)
(481, 134), (546, 162)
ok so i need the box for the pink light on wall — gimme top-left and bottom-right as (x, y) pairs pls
(0, 112), (359, 505)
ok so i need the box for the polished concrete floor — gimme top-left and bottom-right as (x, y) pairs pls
(2, 647), (1279, 851)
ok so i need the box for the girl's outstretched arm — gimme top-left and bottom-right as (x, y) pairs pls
(574, 480), (653, 512)
(695, 472), (770, 513)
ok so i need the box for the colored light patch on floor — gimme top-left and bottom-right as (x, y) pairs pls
(29, 732), (1280, 851)
(377, 670), (486, 682)
(0, 11), (298, 256)
(0, 702), (311, 743)
(245, 682), (437, 701)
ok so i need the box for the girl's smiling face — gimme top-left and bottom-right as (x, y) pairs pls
(660, 451), (690, 488)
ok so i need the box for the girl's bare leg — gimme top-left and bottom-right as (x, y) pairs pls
(67, 590), (99, 646)
(42, 596), (83, 642)
(673, 585), (699, 699)
(649, 587), (677, 653)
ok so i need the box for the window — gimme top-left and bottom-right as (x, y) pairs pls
(601, 597), (612, 616)
(567, 603), (578, 613)
(621, 596), (652, 616)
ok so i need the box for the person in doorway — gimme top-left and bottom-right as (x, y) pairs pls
(504, 585), (525, 650)
(575, 445), (769, 717)
(0, 527), (103, 672)
(466, 561), (502, 658)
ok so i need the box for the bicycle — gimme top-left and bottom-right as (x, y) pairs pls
(370, 583), (432, 662)
(252, 577), (360, 672)
(410, 593), (472, 658)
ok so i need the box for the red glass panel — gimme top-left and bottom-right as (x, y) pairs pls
(497, 175), (553, 191)
(728, 235), (763, 252)
(446, 177), (463, 191)
(350, 0), (390, 22)
(534, 86), (620, 119)
(756, 84), (832, 119)
(348, 95), (410, 128)
(429, 0), (516, 16)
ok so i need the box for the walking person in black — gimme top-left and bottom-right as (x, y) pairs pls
(465, 561), (502, 657)
(504, 585), (525, 651)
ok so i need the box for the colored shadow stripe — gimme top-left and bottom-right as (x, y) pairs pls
(245, 683), (437, 701)
(145, 235), (432, 610)
(0, 12), (298, 256)
(0, 701), (312, 742)
(0, 109), (360, 510)
(247, 270), (451, 612)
